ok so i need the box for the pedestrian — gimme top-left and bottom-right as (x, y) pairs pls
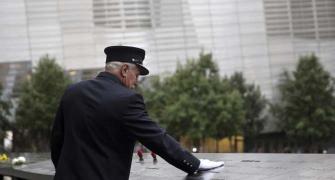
(50, 46), (224, 180)
(136, 146), (144, 161)
(151, 151), (157, 162)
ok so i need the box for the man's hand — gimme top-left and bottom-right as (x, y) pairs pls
(198, 159), (224, 171)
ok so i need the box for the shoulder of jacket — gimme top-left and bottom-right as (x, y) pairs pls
(67, 80), (89, 88)
(120, 89), (142, 101)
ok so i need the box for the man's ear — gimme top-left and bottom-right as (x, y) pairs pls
(120, 64), (128, 77)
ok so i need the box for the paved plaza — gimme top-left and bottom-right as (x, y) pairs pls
(8, 153), (335, 180)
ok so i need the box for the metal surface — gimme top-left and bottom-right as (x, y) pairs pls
(2, 153), (335, 180)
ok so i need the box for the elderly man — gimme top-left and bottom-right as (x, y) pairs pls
(50, 46), (223, 180)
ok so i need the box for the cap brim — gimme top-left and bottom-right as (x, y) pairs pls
(136, 64), (149, 75)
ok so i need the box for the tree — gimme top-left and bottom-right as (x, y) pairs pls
(143, 53), (220, 142)
(273, 54), (335, 152)
(229, 72), (267, 152)
(205, 80), (245, 152)
(141, 52), (245, 152)
(15, 55), (71, 152)
(0, 84), (11, 143)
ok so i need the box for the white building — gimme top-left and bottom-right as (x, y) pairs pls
(1, 0), (334, 100)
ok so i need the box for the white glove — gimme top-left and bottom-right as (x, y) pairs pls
(198, 159), (224, 171)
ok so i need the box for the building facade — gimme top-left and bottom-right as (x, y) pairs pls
(1, 0), (335, 100)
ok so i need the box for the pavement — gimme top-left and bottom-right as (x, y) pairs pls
(10, 153), (335, 180)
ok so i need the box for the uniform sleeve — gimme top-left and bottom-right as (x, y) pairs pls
(122, 93), (200, 174)
(50, 100), (64, 168)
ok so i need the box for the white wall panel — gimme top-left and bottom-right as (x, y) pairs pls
(25, 0), (63, 66)
(1, 0), (335, 102)
(0, 0), (30, 62)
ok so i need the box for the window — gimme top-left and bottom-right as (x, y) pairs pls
(92, 0), (152, 29)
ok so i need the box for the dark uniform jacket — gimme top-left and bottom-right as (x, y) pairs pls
(51, 71), (200, 180)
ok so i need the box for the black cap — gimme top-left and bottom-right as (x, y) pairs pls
(104, 46), (149, 75)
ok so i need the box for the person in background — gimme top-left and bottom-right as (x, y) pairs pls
(151, 152), (157, 162)
(135, 143), (157, 162)
(136, 145), (144, 161)
(51, 46), (224, 180)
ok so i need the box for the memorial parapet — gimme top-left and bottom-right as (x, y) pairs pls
(0, 153), (334, 179)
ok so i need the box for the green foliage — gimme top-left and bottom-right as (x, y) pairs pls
(273, 54), (335, 151)
(229, 72), (267, 151)
(141, 52), (245, 147)
(15, 55), (71, 152)
(0, 85), (11, 140)
(206, 86), (245, 140)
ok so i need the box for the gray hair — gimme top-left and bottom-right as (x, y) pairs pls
(105, 61), (136, 71)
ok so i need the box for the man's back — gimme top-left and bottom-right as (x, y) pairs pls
(51, 72), (201, 180)
(52, 72), (138, 180)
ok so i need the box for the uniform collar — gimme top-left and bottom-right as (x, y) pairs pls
(96, 71), (122, 85)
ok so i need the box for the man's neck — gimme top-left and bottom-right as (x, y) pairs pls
(105, 70), (122, 80)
